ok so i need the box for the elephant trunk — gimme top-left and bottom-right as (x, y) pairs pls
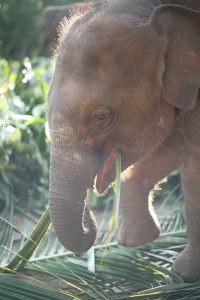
(48, 145), (97, 253)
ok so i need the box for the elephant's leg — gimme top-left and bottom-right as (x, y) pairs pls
(118, 130), (183, 247)
(172, 141), (200, 282)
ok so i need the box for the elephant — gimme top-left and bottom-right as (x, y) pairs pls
(39, 1), (102, 56)
(47, 0), (200, 282)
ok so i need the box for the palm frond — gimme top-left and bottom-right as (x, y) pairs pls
(0, 273), (75, 300)
(7, 207), (51, 270)
(2, 168), (200, 299)
(0, 183), (15, 264)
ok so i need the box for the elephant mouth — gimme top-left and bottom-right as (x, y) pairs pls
(95, 150), (117, 194)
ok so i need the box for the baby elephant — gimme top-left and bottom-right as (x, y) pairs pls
(47, 0), (200, 282)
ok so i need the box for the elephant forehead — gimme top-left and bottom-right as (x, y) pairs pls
(50, 49), (128, 106)
(52, 48), (141, 108)
(57, 43), (126, 84)
(58, 12), (147, 77)
(49, 77), (118, 115)
(56, 36), (159, 96)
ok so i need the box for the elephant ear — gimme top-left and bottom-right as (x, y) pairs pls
(150, 5), (200, 110)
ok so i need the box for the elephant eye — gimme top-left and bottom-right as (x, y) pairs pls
(88, 107), (118, 133)
(93, 113), (106, 125)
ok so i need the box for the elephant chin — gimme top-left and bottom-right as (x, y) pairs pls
(95, 150), (116, 194)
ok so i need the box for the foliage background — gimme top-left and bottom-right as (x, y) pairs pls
(0, 0), (83, 211)
(0, 57), (52, 210)
(0, 0), (82, 59)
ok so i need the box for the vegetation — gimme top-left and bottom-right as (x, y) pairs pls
(0, 127), (192, 299)
(0, 57), (52, 210)
(1, 170), (196, 299)
(0, 0), (81, 59)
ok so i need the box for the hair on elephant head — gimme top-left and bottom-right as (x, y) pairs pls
(47, 0), (200, 282)
(39, 1), (103, 56)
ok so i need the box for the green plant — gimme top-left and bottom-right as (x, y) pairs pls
(0, 57), (52, 210)
(0, 0), (85, 60)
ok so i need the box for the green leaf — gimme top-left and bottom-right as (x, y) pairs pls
(0, 59), (10, 79)
(7, 207), (51, 270)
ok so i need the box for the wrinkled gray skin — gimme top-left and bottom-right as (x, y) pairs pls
(39, 2), (101, 56)
(48, 0), (200, 282)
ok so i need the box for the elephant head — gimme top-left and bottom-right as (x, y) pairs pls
(47, 2), (200, 253)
